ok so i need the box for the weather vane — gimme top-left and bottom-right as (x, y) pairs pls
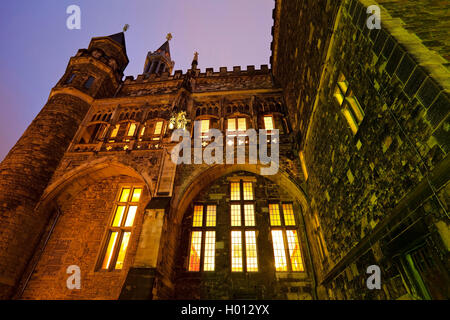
(166, 33), (173, 41)
(123, 24), (129, 32)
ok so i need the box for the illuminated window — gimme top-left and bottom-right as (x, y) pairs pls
(264, 116), (274, 130)
(230, 182), (240, 201)
(110, 124), (120, 139)
(313, 212), (328, 260)
(231, 231), (243, 272)
(188, 204), (217, 272)
(245, 231), (258, 272)
(334, 73), (365, 135)
(100, 186), (143, 270)
(282, 203), (295, 226)
(127, 123), (137, 137)
(227, 118), (247, 132)
(230, 180), (258, 272)
(154, 121), (163, 135)
(201, 119), (210, 133)
(243, 182), (253, 200)
(271, 230), (288, 271)
(269, 204), (281, 226)
(269, 203), (304, 272)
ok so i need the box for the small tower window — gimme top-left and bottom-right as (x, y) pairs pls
(66, 74), (76, 84)
(84, 76), (95, 89)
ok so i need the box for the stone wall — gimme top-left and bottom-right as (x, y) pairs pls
(294, 0), (449, 299)
(21, 175), (149, 299)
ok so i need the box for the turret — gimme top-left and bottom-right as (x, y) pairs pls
(0, 31), (128, 298)
(143, 33), (175, 75)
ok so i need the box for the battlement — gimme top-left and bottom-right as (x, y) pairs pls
(123, 65), (271, 85)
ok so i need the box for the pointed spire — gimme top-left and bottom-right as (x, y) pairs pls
(192, 51), (199, 70)
(106, 32), (126, 48)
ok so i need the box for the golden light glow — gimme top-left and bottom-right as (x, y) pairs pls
(206, 205), (216, 227)
(245, 231), (258, 272)
(188, 231), (202, 271)
(119, 188), (131, 202)
(238, 118), (246, 131)
(244, 204), (255, 227)
(264, 116), (274, 130)
(227, 118), (236, 131)
(269, 204), (281, 226)
(127, 123), (137, 136)
(154, 121), (163, 135)
(124, 206), (137, 227)
(282, 203), (296, 226)
(243, 182), (253, 200)
(334, 87), (344, 106)
(193, 205), (203, 227)
(286, 230), (304, 271)
(140, 126), (146, 137)
(231, 204), (241, 227)
(299, 151), (308, 181)
(131, 188), (142, 202)
(231, 231), (243, 272)
(115, 232), (131, 269)
(342, 108), (358, 135)
(102, 232), (118, 269)
(201, 119), (210, 133)
(230, 182), (240, 201)
(203, 231), (215, 271)
(110, 124), (120, 138)
(112, 206), (125, 227)
(271, 230), (288, 271)
(346, 97), (365, 123)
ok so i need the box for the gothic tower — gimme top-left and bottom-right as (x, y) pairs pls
(143, 34), (175, 75)
(0, 32), (128, 298)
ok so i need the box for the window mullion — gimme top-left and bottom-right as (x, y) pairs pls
(109, 230), (124, 270)
(282, 229), (291, 272)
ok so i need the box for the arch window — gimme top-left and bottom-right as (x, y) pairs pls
(229, 180), (258, 272)
(188, 204), (217, 272)
(99, 186), (142, 271)
(269, 203), (304, 272)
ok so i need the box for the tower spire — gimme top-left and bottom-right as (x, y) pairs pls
(143, 34), (175, 75)
(192, 51), (198, 70)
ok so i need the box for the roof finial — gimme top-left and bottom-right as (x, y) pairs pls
(123, 24), (129, 32)
(194, 51), (199, 61)
(166, 33), (173, 41)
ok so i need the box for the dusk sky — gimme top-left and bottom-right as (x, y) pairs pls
(0, 0), (274, 161)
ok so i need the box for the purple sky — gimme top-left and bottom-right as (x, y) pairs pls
(0, 0), (274, 161)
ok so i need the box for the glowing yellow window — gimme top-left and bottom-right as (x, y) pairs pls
(110, 124), (120, 138)
(237, 118), (247, 131)
(231, 231), (243, 272)
(206, 205), (216, 227)
(245, 231), (258, 272)
(119, 188), (131, 202)
(188, 231), (202, 272)
(227, 118), (236, 131)
(203, 231), (216, 271)
(131, 188), (142, 202)
(271, 230), (288, 271)
(244, 204), (255, 227)
(100, 186), (142, 270)
(154, 121), (163, 135)
(193, 205), (203, 227)
(102, 232), (118, 269)
(243, 182), (253, 200)
(231, 204), (241, 227)
(127, 123), (137, 136)
(334, 87), (344, 106)
(269, 204), (281, 226)
(201, 119), (210, 133)
(115, 232), (131, 269)
(286, 230), (304, 271)
(230, 182), (240, 201)
(264, 116), (274, 130)
(282, 203), (296, 226)
(139, 126), (146, 137)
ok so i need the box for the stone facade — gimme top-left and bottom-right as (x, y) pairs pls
(0, 0), (448, 300)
